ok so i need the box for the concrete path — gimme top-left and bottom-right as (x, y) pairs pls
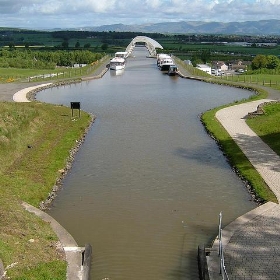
(12, 83), (53, 102)
(207, 99), (280, 280)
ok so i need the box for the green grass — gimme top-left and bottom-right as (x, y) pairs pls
(217, 73), (280, 90)
(0, 55), (109, 83)
(246, 102), (280, 155)
(0, 102), (92, 278)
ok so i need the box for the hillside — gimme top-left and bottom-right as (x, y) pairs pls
(82, 20), (280, 35)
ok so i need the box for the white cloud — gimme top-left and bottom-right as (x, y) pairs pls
(0, 0), (279, 28)
(146, 0), (161, 9)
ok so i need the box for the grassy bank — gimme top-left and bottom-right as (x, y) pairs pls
(177, 59), (280, 203)
(0, 101), (93, 279)
(216, 73), (280, 91)
(246, 102), (280, 158)
(0, 55), (110, 84)
(201, 90), (278, 204)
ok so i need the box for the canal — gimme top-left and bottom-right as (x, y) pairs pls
(37, 47), (256, 280)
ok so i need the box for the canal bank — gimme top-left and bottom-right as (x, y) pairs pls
(175, 60), (280, 279)
(0, 56), (110, 102)
(0, 58), (110, 280)
(206, 99), (280, 280)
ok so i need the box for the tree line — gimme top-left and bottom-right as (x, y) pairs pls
(251, 54), (280, 71)
(0, 49), (105, 69)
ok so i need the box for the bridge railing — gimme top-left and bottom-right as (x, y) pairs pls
(218, 212), (229, 280)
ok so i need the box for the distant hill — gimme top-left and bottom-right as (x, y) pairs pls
(79, 20), (280, 35)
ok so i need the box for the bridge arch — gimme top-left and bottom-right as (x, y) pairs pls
(126, 36), (163, 57)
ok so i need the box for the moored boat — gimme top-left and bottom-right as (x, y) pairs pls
(110, 57), (126, 70)
(157, 53), (169, 67)
(157, 54), (174, 71)
(168, 65), (178, 76)
(115, 51), (129, 59)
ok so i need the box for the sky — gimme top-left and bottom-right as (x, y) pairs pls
(0, 0), (280, 30)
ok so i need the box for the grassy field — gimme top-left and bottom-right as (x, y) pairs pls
(157, 38), (280, 56)
(0, 56), (110, 84)
(218, 73), (280, 91)
(0, 102), (93, 279)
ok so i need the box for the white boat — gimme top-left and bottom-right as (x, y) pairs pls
(115, 51), (129, 59)
(110, 57), (126, 70)
(157, 54), (174, 71)
(159, 56), (174, 71)
(157, 54), (169, 66)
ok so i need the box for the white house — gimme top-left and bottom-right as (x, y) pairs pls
(196, 64), (211, 74)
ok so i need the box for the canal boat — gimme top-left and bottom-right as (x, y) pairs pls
(157, 54), (174, 71)
(168, 65), (178, 76)
(110, 57), (126, 71)
(157, 53), (169, 66)
(115, 51), (129, 59)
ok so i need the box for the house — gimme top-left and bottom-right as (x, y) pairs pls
(212, 61), (228, 71)
(196, 64), (211, 74)
(228, 60), (251, 71)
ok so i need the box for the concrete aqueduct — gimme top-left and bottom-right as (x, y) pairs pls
(125, 36), (163, 57)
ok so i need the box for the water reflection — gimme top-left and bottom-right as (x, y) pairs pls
(110, 69), (125, 77)
(37, 47), (257, 280)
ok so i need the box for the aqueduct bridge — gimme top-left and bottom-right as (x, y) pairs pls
(125, 36), (163, 57)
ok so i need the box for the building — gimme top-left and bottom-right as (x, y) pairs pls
(212, 61), (228, 72)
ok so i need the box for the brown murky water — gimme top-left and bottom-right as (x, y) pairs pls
(37, 47), (256, 279)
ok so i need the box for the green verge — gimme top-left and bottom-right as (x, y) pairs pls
(201, 88), (278, 204)
(0, 101), (93, 279)
(246, 102), (280, 158)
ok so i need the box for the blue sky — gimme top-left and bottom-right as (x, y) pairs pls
(0, 0), (279, 29)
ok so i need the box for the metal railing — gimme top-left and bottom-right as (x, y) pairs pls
(218, 212), (229, 280)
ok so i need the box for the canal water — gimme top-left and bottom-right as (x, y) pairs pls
(37, 47), (256, 280)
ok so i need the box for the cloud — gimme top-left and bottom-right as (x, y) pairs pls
(0, 0), (279, 28)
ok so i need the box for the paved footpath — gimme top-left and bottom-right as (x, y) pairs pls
(207, 99), (280, 280)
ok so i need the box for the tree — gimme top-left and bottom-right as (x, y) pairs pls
(84, 43), (91, 48)
(266, 55), (280, 70)
(75, 41), (80, 48)
(101, 43), (108, 51)
(251, 55), (268, 70)
(61, 40), (69, 49)
(201, 49), (211, 64)
(8, 42), (15, 49)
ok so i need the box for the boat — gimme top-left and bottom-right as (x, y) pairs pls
(157, 54), (169, 67)
(168, 65), (178, 76)
(157, 54), (174, 71)
(110, 57), (126, 70)
(115, 51), (129, 59)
